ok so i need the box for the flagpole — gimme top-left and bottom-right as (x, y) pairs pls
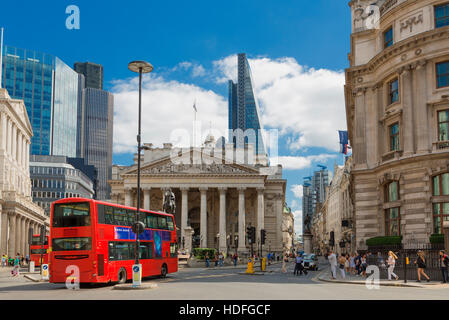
(0, 27), (4, 89)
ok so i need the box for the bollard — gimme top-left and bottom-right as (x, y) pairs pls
(261, 257), (267, 272)
(246, 257), (254, 274)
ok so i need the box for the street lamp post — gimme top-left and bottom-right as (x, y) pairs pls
(128, 61), (153, 267)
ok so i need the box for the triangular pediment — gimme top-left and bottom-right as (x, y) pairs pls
(0, 89), (33, 136)
(122, 149), (262, 176)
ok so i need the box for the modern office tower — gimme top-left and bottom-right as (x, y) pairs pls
(77, 87), (113, 200)
(74, 62), (103, 90)
(30, 155), (95, 216)
(75, 61), (113, 200)
(1, 46), (79, 157)
(228, 53), (267, 157)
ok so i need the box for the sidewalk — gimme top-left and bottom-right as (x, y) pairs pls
(317, 266), (448, 288)
(196, 261), (283, 271)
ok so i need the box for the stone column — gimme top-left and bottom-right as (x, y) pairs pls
(257, 188), (265, 245)
(0, 212), (8, 255)
(8, 214), (16, 257)
(124, 188), (132, 207)
(180, 187), (189, 249)
(353, 88), (367, 166)
(7, 119), (12, 155)
(184, 226), (194, 255)
(275, 193), (283, 252)
(25, 219), (30, 255)
(20, 217), (25, 255)
(238, 187), (246, 253)
(199, 187), (208, 248)
(0, 113), (7, 151)
(400, 65), (415, 156)
(12, 125), (17, 161)
(218, 187), (227, 253)
(143, 188), (151, 210)
(415, 60), (430, 153)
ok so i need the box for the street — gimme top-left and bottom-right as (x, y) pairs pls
(1, 260), (449, 300)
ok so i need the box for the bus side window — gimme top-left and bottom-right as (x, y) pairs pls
(114, 208), (126, 226)
(158, 216), (167, 230)
(149, 214), (157, 229)
(127, 210), (136, 226)
(104, 206), (114, 225)
(97, 204), (105, 224)
(167, 217), (175, 231)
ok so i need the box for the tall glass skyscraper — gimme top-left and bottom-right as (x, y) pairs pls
(228, 53), (267, 155)
(1, 46), (79, 157)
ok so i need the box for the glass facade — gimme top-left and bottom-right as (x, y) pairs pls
(228, 53), (267, 155)
(1, 46), (79, 157)
(78, 88), (114, 199)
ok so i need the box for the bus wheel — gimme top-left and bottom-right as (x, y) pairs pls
(118, 268), (127, 284)
(160, 264), (168, 278)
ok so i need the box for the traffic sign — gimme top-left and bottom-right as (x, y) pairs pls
(132, 264), (142, 287)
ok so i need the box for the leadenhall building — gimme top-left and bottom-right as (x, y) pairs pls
(108, 140), (291, 256)
(345, 0), (449, 248)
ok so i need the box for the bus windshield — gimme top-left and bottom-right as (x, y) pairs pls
(31, 236), (48, 246)
(53, 202), (91, 227)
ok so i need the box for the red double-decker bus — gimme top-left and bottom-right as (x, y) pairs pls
(49, 198), (178, 284)
(30, 235), (49, 266)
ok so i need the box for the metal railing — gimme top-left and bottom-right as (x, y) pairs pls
(366, 242), (445, 281)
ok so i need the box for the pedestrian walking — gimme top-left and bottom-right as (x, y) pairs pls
(218, 252), (224, 267)
(205, 253), (210, 268)
(25, 254), (30, 265)
(214, 253), (219, 267)
(349, 253), (355, 274)
(361, 254), (368, 277)
(338, 255), (346, 279)
(232, 253), (238, 266)
(281, 254), (288, 273)
(439, 250), (449, 283)
(344, 254), (350, 273)
(294, 254), (307, 276)
(328, 250), (337, 279)
(387, 251), (399, 281)
(1, 254), (6, 267)
(12, 253), (20, 277)
(415, 251), (430, 283)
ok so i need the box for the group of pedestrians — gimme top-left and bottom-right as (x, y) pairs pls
(293, 254), (308, 276)
(204, 251), (225, 268)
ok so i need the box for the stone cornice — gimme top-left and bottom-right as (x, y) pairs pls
(347, 26), (449, 78)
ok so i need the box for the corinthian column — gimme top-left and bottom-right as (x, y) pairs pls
(199, 187), (208, 248)
(238, 187), (246, 253)
(218, 187), (227, 253)
(143, 188), (151, 210)
(415, 60), (430, 153)
(124, 188), (132, 207)
(180, 187), (189, 248)
(8, 214), (16, 257)
(257, 188), (265, 244)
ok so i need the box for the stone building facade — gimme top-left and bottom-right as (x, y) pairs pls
(0, 89), (48, 257)
(345, 0), (449, 248)
(322, 159), (354, 255)
(109, 142), (287, 256)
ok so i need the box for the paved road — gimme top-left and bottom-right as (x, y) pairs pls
(1, 261), (449, 300)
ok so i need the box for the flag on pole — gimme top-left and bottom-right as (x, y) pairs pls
(338, 130), (348, 145)
(193, 100), (197, 113)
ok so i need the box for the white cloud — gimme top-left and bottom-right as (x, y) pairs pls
(293, 210), (303, 235)
(290, 184), (304, 199)
(272, 154), (337, 170)
(111, 74), (227, 154)
(173, 62), (206, 78)
(213, 55), (347, 152)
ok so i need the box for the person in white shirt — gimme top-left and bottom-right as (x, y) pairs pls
(387, 251), (399, 281)
(328, 250), (337, 279)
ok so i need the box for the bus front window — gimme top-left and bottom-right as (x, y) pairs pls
(53, 202), (91, 227)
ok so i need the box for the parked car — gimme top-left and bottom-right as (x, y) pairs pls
(303, 254), (318, 271)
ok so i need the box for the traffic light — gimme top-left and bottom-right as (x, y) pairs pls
(246, 226), (253, 244)
(261, 229), (266, 245)
(250, 227), (256, 244)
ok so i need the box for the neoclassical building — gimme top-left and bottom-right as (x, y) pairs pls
(345, 0), (449, 248)
(0, 89), (48, 257)
(109, 142), (288, 256)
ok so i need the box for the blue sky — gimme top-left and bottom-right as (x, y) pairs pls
(1, 0), (352, 235)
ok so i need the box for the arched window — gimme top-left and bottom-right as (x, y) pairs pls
(433, 173), (449, 234)
(385, 181), (400, 236)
